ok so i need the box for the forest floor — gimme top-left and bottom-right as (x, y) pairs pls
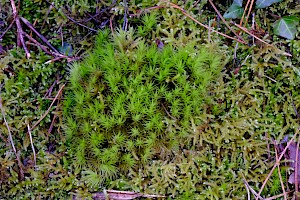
(0, 0), (300, 199)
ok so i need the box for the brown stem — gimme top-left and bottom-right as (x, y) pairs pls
(208, 0), (244, 43)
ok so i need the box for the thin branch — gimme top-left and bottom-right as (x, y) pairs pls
(245, 0), (255, 27)
(0, 17), (16, 40)
(122, 0), (128, 31)
(30, 84), (65, 130)
(165, 1), (246, 44)
(27, 124), (36, 167)
(234, 23), (292, 57)
(110, 15), (115, 33)
(265, 192), (293, 200)
(273, 140), (287, 200)
(208, 0), (244, 43)
(241, 173), (264, 200)
(240, 0), (251, 26)
(161, 103), (177, 121)
(256, 127), (300, 200)
(0, 88), (24, 180)
(10, 0), (30, 58)
(20, 17), (59, 53)
(0, 95), (17, 154)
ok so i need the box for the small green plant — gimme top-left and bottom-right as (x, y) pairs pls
(224, 0), (299, 39)
(63, 28), (224, 187)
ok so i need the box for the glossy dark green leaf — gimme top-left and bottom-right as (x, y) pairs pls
(256, 0), (283, 9)
(223, 2), (244, 19)
(273, 16), (299, 39)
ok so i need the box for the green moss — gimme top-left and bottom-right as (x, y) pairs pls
(63, 28), (224, 187)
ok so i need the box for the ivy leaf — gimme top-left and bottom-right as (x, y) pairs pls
(273, 16), (299, 40)
(256, 0), (283, 9)
(223, 2), (244, 19)
(234, 0), (243, 7)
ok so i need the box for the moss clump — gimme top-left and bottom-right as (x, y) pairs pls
(63, 29), (224, 186)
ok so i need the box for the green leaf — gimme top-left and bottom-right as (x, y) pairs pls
(234, 0), (243, 7)
(273, 16), (299, 40)
(223, 2), (244, 19)
(255, 0), (282, 9)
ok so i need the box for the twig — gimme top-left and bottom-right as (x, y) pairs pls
(27, 124), (36, 167)
(0, 89), (24, 180)
(129, 5), (167, 17)
(241, 173), (264, 200)
(161, 103), (177, 121)
(110, 15), (115, 33)
(243, 177), (251, 200)
(30, 84), (65, 130)
(265, 192), (293, 200)
(273, 140), (287, 200)
(24, 33), (53, 56)
(20, 17), (59, 53)
(234, 23), (292, 57)
(10, 0), (30, 58)
(61, 11), (98, 32)
(256, 127), (300, 200)
(263, 75), (277, 83)
(44, 80), (57, 98)
(245, 0), (255, 27)
(0, 17), (16, 40)
(208, 0), (245, 43)
(240, 0), (251, 26)
(165, 1), (246, 44)
(122, 0), (128, 31)
(0, 95), (17, 155)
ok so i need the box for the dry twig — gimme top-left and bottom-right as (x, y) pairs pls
(256, 127), (300, 200)
(165, 1), (246, 44)
(27, 124), (36, 167)
(208, 0), (244, 43)
(241, 173), (264, 200)
(273, 140), (287, 200)
(30, 84), (65, 130)
(0, 87), (24, 180)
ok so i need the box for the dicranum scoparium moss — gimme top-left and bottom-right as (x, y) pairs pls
(63, 29), (224, 185)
